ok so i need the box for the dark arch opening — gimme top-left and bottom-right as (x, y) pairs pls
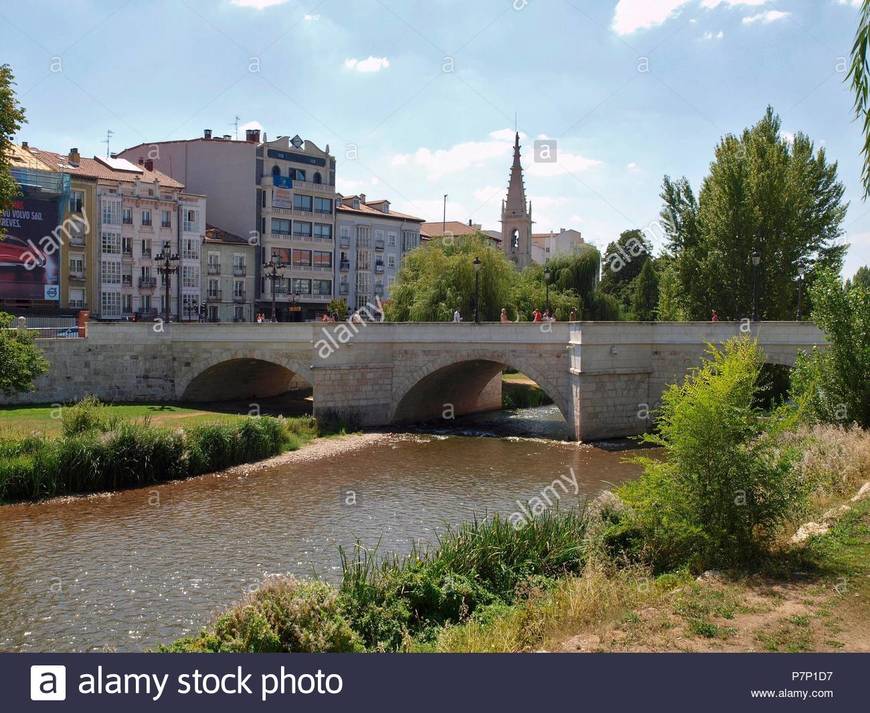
(754, 362), (792, 411)
(313, 171), (322, 184)
(393, 359), (569, 438)
(182, 358), (313, 415)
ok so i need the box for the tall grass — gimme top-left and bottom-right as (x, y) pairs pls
(0, 401), (314, 503)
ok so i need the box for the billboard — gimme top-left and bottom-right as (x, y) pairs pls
(0, 197), (61, 301)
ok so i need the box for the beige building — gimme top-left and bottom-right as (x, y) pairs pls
(531, 228), (587, 263)
(201, 225), (256, 322)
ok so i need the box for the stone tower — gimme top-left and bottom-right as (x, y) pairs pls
(501, 132), (533, 269)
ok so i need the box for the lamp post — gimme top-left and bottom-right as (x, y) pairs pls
(751, 250), (760, 322)
(155, 241), (179, 323)
(544, 268), (551, 314)
(472, 256), (482, 323)
(263, 258), (285, 322)
(796, 267), (805, 321)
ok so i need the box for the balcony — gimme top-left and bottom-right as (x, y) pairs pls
(207, 264), (221, 275)
(122, 275), (133, 287)
(339, 260), (350, 272)
(138, 277), (157, 289)
(122, 247), (133, 258)
(140, 249), (152, 259)
(233, 265), (247, 277)
(69, 233), (86, 247)
(374, 240), (385, 251)
(339, 284), (349, 296)
(232, 291), (247, 303)
(339, 237), (350, 249)
(374, 263), (385, 274)
(182, 251), (199, 260)
(69, 270), (85, 281)
(374, 285), (385, 297)
(206, 290), (222, 302)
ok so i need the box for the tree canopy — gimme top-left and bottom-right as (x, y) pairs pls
(0, 64), (26, 235)
(0, 312), (49, 396)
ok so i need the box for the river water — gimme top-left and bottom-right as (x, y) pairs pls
(0, 407), (645, 652)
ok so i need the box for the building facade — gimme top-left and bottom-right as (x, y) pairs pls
(27, 148), (205, 321)
(501, 132), (533, 269)
(531, 228), (586, 263)
(335, 195), (423, 310)
(201, 224), (256, 322)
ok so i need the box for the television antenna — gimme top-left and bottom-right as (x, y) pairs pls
(102, 129), (114, 157)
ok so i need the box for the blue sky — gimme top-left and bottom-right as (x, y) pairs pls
(3, 0), (868, 276)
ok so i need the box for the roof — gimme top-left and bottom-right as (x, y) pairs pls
(420, 220), (485, 238)
(532, 229), (582, 241)
(204, 224), (252, 246)
(337, 196), (423, 223)
(7, 144), (53, 170)
(25, 147), (184, 188)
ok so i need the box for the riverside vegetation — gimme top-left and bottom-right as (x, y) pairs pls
(166, 322), (870, 652)
(0, 397), (318, 503)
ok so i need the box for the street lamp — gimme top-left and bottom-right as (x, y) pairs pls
(544, 268), (551, 314)
(472, 256), (482, 323)
(155, 241), (180, 323)
(796, 267), (805, 321)
(263, 258), (285, 322)
(751, 250), (761, 322)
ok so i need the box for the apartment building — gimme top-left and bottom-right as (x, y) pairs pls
(26, 148), (205, 320)
(531, 228), (587, 263)
(335, 195), (423, 310)
(202, 224), (256, 322)
(120, 129), (337, 321)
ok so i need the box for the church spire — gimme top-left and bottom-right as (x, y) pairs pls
(504, 131), (528, 216)
(501, 131), (533, 269)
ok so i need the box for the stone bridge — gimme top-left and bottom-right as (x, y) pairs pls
(6, 321), (825, 440)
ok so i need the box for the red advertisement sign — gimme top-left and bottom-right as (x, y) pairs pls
(0, 197), (62, 301)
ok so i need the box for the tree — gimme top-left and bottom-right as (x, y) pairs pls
(846, 265), (870, 291)
(0, 312), (49, 395)
(0, 64), (26, 235)
(631, 259), (659, 320)
(661, 108), (847, 320)
(598, 229), (652, 312)
(848, 0), (870, 197)
(791, 268), (869, 428)
(327, 298), (348, 320)
(656, 258), (687, 321)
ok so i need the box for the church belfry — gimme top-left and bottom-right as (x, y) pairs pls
(501, 132), (533, 269)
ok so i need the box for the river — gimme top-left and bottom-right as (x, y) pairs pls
(0, 406), (646, 652)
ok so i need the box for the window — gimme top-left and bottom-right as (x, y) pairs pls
(314, 197), (332, 214)
(271, 218), (291, 235)
(183, 238), (198, 259)
(102, 261), (121, 284)
(69, 255), (84, 274)
(313, 171), (322, 184)
(141, 209), (152, 226)
(140, 295), (152, 311)
(183, 209), (198, 233)
(182, 265), (199, 288)
(101, 231), (121, 254)
(271, 165), (281, 178)
(101, 291), (121, 316)
(161, 210), (172, 228)
(356, 226), (371, 248)
(208, 305), (219, 322)
(293, 194), (313, 212)
(233, 280), (244, 298)
(234, 305), (244, 321)
(69, 190), (84, 214)
(69, 288), (85, 308)
(387, 232), (397, 247)
(101, 199), (121, 225)
(313, 279), (331, 296)
(387, 255), (396, 269)
(292, 278), (311, 295)
(232, 253), (246, 271)
(140, 239), (152, 257)
(357, 249), (371, 271)
(208, 278), (219, 297)
(340, 225), (351, 239)
(313, 251), (332, 269)
(292, 249), (312, 268)
(402, 230), (419, 252)
(293, 221), (312, 237)
(375, 229), (384, 242)
(291, 168), (306, 181)
(122, 294), (132, 313)
(313, 223), (332, 240)
(122, 236), (132, 255)
(122, 208), (133, 225)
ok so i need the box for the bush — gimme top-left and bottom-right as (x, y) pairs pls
(167, 578), (361, 653)
(61, 396), (120, 437)
(615, 338), (807, 571)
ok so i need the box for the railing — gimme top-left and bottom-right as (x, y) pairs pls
(141, 249), (152, 258)
(137, 308), (158, 319)
(69, 234), (86, 246)
(374, 263), (385, 273)
(69, 270), (85, 280)
(339, 261), (350, 272)
(5, 326), (82, 339)
(233, 266), (247, 276)
(207, 264), (221, 275)
(375, 240), (385, 251)
(182, 251), (199, 260)
(339, 285), (349, 295)
(122, 275), (133, 287)
(339, 238), (350, 249)
(207, 291), (222, 302)
(233, 292), (247, 303)
(138, 277), (157, 288)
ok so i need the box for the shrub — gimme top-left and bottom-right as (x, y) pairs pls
(167, 578), (361, 653)
(61, 396), (120, 437)
(616, 338), (807, 571)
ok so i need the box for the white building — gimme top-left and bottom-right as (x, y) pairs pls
(335, 195), (423, 310)
(531, 228), (586, 264)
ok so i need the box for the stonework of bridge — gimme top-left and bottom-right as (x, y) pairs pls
(6, 321), (825, 441)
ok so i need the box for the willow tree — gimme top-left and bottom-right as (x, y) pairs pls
(848, 0), (870, 197)
(661, 107), (847, 320)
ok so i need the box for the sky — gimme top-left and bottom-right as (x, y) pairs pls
(3, 0), (868, 277)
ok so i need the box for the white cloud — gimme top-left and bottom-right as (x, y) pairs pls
(781, 130), (795, 144)
(392, 140), (511, 180)
(626, 161), (641, 173)
(611, 0), (692, 35)
(742, 9), (790, 24)
(702, 0), (771, 7)
(835, 1), (862, 8)
(230, 0), (288, 9)
(525, 150), (602, 177)
(303, 14), (320, 21)
(344, 56), (390, 73)
(238, 120), (264, 133)
(702, 30), (725, 39)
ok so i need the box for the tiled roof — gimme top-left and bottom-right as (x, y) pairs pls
(204, 223), (251, 246)
(420, 220), (484, 238)
(7, 144), (53, 170)
(337, 196), (423, 223)
(24, 147), (184, 188)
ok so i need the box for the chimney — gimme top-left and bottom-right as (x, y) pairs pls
(67, 148), (80, 166)
(204, 129), (212, 139)
(560, 227), (565, 233)
(359, 193), (366, 204)
(222, 134), (231, 140)
(144, 159), (154, 171)
(468, 219), (472, 226)
(245, 129), (261, 143)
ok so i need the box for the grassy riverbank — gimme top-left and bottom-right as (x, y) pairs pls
(0, 398), (318, 503)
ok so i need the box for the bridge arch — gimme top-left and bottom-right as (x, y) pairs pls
(390, 350), (571, 427)
(177, 353), (313, 402)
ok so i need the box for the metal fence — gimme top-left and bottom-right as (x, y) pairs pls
(2, 326), (82, 339)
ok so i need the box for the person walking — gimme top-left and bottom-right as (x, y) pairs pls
(500, 308), (510, 323)
(532, 307), (542, 322)
(453, 308), (462, 322)
(569, 308), (577, 322)
(711, 309), (719, 322)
